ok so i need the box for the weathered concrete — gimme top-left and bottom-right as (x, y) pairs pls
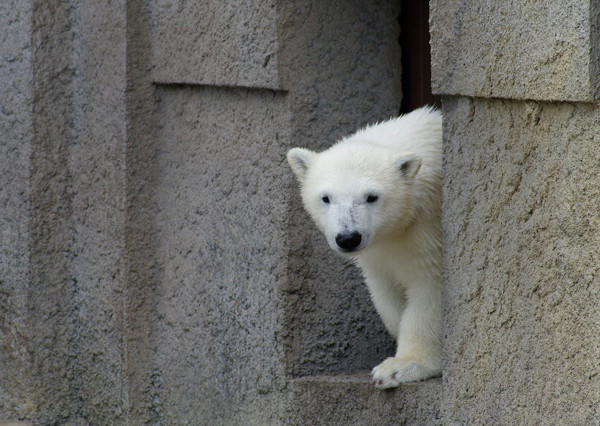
(67, 0), (128, 421)
(430, 0), (600, 422)
(430, 0), (600, 101)
(147, 0), (281, 89)
(441, 97), (600, 424)
(1, 0), (128, 424)
(289, 374), (442, 425)
(0, 0), (33, 420)
(27, 1), (78, 420)
(126, 85), (293, 425)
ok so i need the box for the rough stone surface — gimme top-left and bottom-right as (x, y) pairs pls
(27, 1), (78, 419)
(0, 0), (33, 420)
(441, 97), (600, 424)
(147, 0), (281, 89)
(1, 1), (128, 424)
(289, 373), (442, 425)
(127, 85), (292, 425)
(430, 0), (600, 101)
(68, 0), (128, 422)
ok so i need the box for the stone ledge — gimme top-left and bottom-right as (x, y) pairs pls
(288, 372), (442, 425)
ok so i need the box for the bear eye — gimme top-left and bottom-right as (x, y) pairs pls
(366, 195), (379, 203)
(321, 195), (330, 204)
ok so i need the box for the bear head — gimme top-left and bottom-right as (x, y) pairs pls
(287, 142), (422, 255)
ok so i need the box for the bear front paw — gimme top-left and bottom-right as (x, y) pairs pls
(371, 357), (441, 389)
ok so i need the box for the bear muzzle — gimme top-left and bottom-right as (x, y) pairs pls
(335, 231), (362, 252)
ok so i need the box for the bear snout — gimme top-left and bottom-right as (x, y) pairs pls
(335, 231), (362, 252)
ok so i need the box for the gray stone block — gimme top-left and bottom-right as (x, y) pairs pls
(126, 85), (292, 424)
(1, 0), (129, 423)
(0, 0), (33, 420)
(431, 0), (600, 101)
(147, 0), (281, 89)
(289, 373), (442, 425)
(125, 1), (403, 423)
(441, 97), (600, 424)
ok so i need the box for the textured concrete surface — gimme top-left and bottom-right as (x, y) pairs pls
(289, 373), (442, 425)
(67, 0), (128, 422)
(125, 0), (405, 424)
(430, 2), (600, 420)
(147, 0), (280, 89)
(441, 97), (600, 424)
(430, 0), (600, 101)
(128, 85), (292, 424)
(1, 0), (128, 424)
(0, 0), (33, 420)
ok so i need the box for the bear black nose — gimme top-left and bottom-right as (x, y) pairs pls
(335, 231), (362, 251)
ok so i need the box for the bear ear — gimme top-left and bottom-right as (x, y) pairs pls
(395, 155), (422, 179)
(287, 148), (316, 181)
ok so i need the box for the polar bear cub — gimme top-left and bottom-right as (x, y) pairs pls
(287, 106), (442, 389)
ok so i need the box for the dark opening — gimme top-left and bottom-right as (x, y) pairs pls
(399, 0), (441, 113)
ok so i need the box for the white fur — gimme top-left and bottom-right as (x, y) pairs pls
(287, 106), (442, 389)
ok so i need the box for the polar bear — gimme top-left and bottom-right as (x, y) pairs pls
(287, 106), (442, 389)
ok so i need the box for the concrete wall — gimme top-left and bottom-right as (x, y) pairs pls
(2, 0), (598, 424)
(1, 0), (128, 423)
(0, 0), (34, 420)
(1, 1), (407, 424)
(431, 0), (600, 423)
(126, 1), (403, 423)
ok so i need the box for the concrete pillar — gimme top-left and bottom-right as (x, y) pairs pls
(1, 0), (128, 423)
(0, 0), (35, 419)
(431, 0), (600, 423)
